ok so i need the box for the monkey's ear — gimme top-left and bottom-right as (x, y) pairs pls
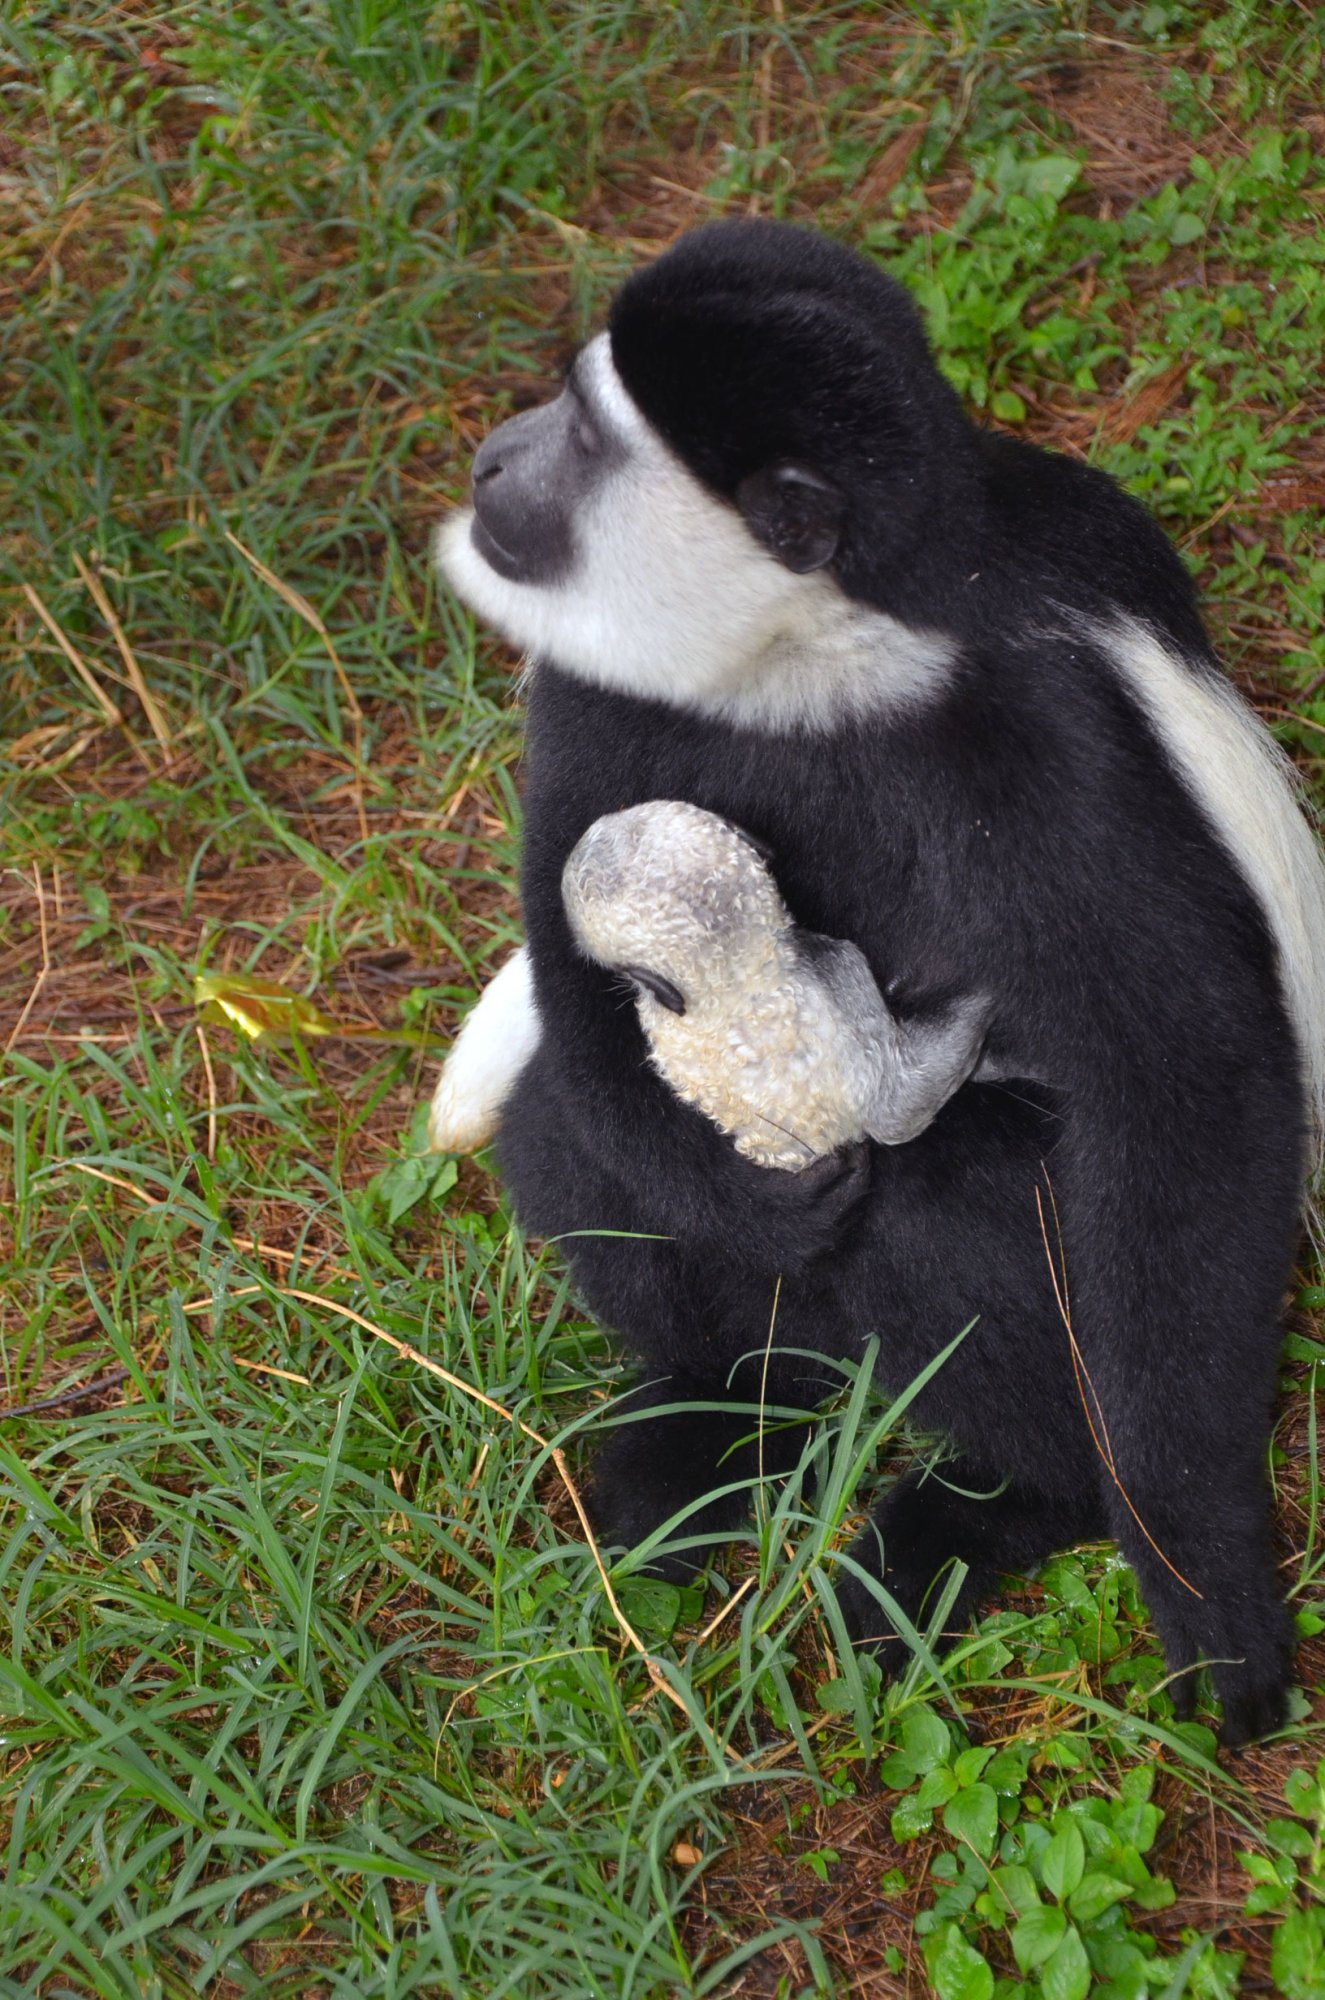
(736, 464), (844, 574)
(624, 965), (687, 1016)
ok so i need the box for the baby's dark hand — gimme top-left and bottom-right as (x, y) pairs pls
(728, 1139), (872, 1271)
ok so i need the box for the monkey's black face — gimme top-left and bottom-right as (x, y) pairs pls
(469, 364), (627, 587)
(436, 223), (962, 731)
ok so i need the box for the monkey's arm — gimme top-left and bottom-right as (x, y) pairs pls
(801, 934), (994, 1146)
(428, 947), (540, 1153)
(868, 996), (994, 1141)
(501, 969), (872, 1273)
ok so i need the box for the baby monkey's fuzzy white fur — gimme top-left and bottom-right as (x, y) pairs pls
(563, 800), (984, 1168)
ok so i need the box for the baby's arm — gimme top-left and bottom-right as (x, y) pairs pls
(428, 947), (540, 1152)
(804, 935), (992, 1146)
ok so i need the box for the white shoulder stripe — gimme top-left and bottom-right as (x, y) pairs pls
(1096, 615), (1325, 1187)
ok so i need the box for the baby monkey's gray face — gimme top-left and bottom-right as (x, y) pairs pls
(562, 801), (786, 1014)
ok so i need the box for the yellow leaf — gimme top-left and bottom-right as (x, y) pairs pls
(194, 971), (344, 1042)
(193, 970), (445, 1050)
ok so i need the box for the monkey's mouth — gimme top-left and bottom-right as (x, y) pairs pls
(468, 509), (530, 583)
(469, 470), (574, 586)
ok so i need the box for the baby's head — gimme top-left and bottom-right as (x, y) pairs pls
(562, 800), (786, 1013)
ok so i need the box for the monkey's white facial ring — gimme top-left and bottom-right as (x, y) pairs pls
(437, 333), (958, 732)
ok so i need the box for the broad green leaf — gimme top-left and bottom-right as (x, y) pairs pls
(953, 1745), (995, 1787)
(1129, 1872), (1175, 1912)
(1092, 1936), (1153, 2000)
(991, 388), (1027, 424)
(986, 1748), (1032, 1795)
(1067, 1871), (1132, 1923)
(1040, 1924), (1091, 2000)
(901, 1707), (952, 1773)
(1023, 154), (1080, 200)
(1119, 1764), (1155, 1805)
(1271, 1906), (1325, 2000)
(1011, 1902), (1066, 1972)
(891, 1793), (934, 1842)
(879, 1749), (919, 1786)
(924, 1922), (994, 2000)
(378, 1153), (458, 1225)
(1113, 1799), (1162, 1850)
(1248, 129), (1285, 181)
(1040, 1823), (1085, 1901)
(1264, 1818), (1314, 1860)
(944, 1782), (998, 1859)
(993, 1864), (1041, 1918)
(918, 1765), (960, 1809)
(614, 1576), (687, 1641)
(1284, 1767), (1322, 1814)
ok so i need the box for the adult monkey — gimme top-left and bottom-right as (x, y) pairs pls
(435, 220), (1325, 1746)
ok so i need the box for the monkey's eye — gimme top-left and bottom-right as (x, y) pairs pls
(572, 414), (601, 456)
(622, 964), (687, 1016)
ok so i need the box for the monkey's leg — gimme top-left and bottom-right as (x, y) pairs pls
(1061, 1208), (1294, 1742)
(589, 1368), (815, 1581)
(1092, 1442), (1293, 1748)
(1050, 1056), (1302, 1748)
(834, 1456), (1106, 1661)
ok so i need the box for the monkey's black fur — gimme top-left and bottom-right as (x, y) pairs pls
(493, 221), (1304, 1746)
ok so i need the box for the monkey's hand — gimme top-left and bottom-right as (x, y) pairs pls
(719, 1137), (872, 1271)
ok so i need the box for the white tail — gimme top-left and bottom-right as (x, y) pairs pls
(1099, 616), (1325, 1213)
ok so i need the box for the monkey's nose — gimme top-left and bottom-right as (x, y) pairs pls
(472, 436), (504, 485)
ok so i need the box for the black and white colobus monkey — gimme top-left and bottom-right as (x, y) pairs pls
(436, 220), (1325, 1745)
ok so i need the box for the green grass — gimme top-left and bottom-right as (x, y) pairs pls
(3, 1), (1325, 1993)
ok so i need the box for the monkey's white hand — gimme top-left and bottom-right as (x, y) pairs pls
(427, 947), (540, 1154)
